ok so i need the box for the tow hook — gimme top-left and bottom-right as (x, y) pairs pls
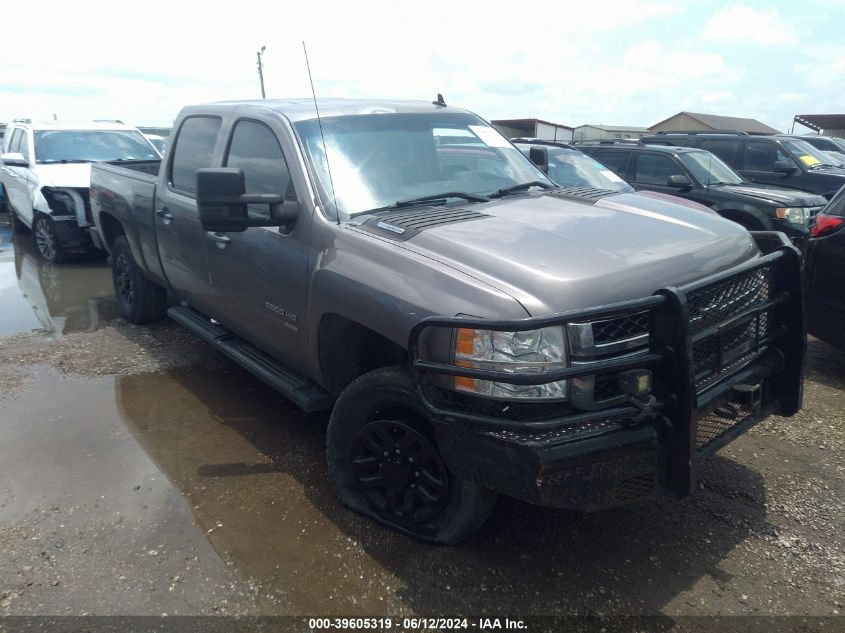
(730, 383), (763, 413)
(629, 394), (659, 422)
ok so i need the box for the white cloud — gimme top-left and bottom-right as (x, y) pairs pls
(703, 5), (797, 45)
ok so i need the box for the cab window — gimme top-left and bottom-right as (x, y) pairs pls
(224, 120), (293, 217)
(170, 116), (222, 193)
(744, 141), (794, 172)
(697, 139), (741, 165)
(633, 154), (685, 186)
(592, 150), (630, 176)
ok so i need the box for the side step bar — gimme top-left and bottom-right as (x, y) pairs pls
(167, 305), (334, 413)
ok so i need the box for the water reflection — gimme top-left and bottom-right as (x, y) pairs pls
(0, 233), (118, 336)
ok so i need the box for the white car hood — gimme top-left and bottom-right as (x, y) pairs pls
(32, 163), (92, 188)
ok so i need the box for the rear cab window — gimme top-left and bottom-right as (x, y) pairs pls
(169, 116), (222, 194)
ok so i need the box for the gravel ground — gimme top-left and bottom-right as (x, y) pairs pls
(0, 314), (843, 622)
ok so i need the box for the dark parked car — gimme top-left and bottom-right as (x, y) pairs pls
(89, 98), (803, 543)
(513, 138), (720, 214)
(806, 185), (845, 349)
(641, 131), (845, 199)
(575, 140), (827, 243)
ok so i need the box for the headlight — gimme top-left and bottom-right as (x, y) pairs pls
(453, 327), (568, 400)
(775, 207), (808, 225)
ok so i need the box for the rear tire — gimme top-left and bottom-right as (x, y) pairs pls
(327, 365), (497, 544)
(110, 235), (168, 324)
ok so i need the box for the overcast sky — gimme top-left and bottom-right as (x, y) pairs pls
(1, 0), (841, 132)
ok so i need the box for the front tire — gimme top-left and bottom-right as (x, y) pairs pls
(110, 235), (168, 324)
(327, 366), (497, 544)
(33, 214), (69, 262)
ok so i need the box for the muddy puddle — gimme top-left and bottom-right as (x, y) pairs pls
(1, 356), (773, 616)
(0, 223), (118, 337)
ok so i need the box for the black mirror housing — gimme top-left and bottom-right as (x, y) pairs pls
(774, 160), (797, 174)
(196, 168), (297, 232)
(667, 174), (692, 189)
(529, 146), (549, 174)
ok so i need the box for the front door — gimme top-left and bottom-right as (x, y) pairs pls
(155, 115), (223, 314)
(204, 113), (312, 369)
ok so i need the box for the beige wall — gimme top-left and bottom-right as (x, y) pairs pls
(649, 113), (713, 133)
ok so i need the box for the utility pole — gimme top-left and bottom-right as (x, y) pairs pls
(256, 46), (266, 99)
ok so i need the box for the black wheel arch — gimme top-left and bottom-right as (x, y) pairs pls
(318, 313), (408, 396)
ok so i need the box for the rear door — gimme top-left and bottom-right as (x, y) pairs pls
(155, 115), (223, 313)
(695, 138), (742, 168)
(739, 139), (802, 188)
(587, 149), (631, 179)
(204, 110), (312, 369)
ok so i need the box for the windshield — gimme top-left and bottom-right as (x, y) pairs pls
(294, 113), (550, 218)
(781, 138), (837, 168)
(678, 151), (743, 185)
(538, 148), (634, 192)
(34, 130), (159, 164)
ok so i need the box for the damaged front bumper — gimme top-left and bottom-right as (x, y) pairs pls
(408, 232), (805, 510)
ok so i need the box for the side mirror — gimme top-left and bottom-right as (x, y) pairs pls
(196, 168), (299, 233)
(774, 160), (797, 174)
(667, 174), (692, 189)
(1, 152), (28, 167)
(528, 146), (549, 174)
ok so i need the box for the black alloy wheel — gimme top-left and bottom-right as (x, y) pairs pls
(350, 419), (450, 524)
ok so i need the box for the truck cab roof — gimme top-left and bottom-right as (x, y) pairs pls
(206, 98), (471, 122)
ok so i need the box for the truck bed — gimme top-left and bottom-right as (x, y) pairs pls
(90, 158), (166, 285)
(99, 159), (161, 180)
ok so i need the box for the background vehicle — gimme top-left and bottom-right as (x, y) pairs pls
(144, 134), (168, 156)
(806, 185), (845, 349)
(575, 140), (827, 242)
(641, 131), (845, 199)
(513, 138), (718, 215)
(0, 119), (159, 262)
(90, 98), (803, 544)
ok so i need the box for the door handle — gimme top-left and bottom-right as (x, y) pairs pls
(207, 232), (231, 248)
(156, 208), (174, 224)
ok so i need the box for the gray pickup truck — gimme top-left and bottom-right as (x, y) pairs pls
(90, 99), (804, 544)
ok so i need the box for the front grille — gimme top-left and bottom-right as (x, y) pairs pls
(687, 266), (771, 333)
(591, 311), (650, 344)
(687, 265), (773, 390)
(696, 401), (756, 450)
(593, 373), (623, 402)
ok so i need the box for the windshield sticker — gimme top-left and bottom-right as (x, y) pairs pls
(468, 125), (511, 148)
(600, 170), (624, 182)
(799, 155), (821, 166)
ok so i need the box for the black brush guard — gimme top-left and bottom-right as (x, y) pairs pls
(408, 232), (804, 506)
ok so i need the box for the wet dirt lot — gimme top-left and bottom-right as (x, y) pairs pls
(0, 221), (844, 620)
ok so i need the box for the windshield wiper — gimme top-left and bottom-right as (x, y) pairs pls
(809, 163), (838, 170)
(39, 159), (92, 164)
(488, 180), (555, 198)
(390, 192), (491, 209)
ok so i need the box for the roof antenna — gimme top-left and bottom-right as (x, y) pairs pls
(302, 41), (340, 226)
(433, 93), (446, 107)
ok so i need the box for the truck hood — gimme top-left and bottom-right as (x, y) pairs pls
(32, 163), (92, 188)
(712, 183), (827, 207)
(395, 191), (759, 316)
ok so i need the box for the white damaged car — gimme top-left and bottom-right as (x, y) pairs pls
(1, 120), (159, 262)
